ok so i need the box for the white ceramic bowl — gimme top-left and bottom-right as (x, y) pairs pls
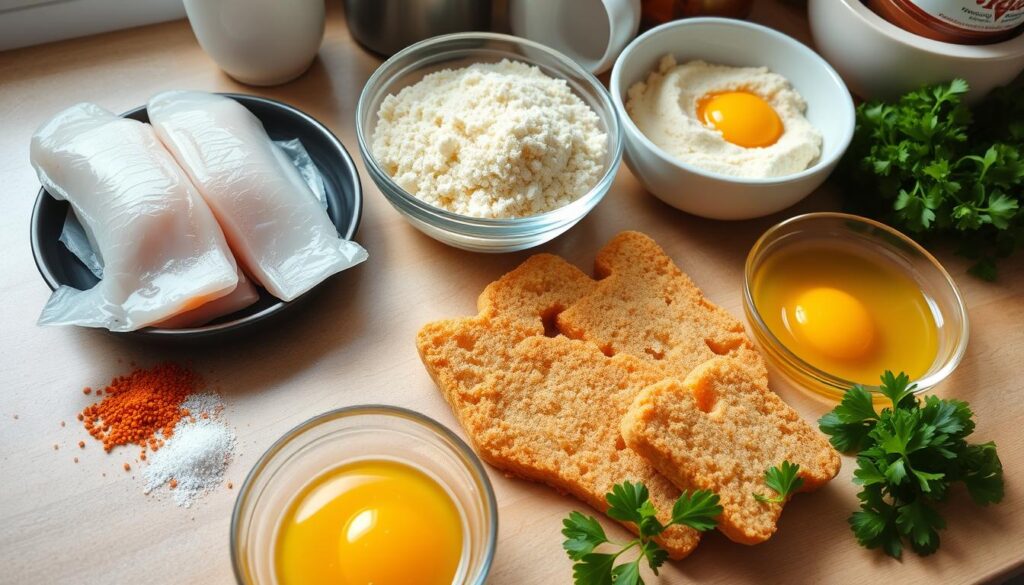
(610, 18), (854, 220)
(809, 0), (1024, 103)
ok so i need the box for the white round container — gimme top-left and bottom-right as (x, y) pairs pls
(509, 0), (641, 74)
(184, 0), (325, 86)
(809, 0), (1024, 103)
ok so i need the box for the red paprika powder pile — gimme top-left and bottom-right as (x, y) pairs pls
(80, 363), (199, 453)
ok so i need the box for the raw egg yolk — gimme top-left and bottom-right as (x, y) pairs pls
(274, 459), (463, 585)
(697, 91), (784, 148)
(791, 287), (875, 361)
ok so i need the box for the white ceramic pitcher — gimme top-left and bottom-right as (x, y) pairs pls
(509, 0), (641, 74)
(184, 0), (325, 86)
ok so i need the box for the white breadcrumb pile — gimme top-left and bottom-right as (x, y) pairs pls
(143, 393), (236, 508)
(372, 59), (607, 218)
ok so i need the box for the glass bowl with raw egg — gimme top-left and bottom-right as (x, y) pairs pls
(231, 405), (497, 585)
(744, 212), (969, 399)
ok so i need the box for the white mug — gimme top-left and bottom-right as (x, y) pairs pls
(509, 0), (641, 74)
(183, 0), (325, 86)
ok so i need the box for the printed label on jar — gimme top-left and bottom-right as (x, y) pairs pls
(909, 0), (1024, 32)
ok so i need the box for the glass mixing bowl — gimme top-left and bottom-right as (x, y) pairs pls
(744, 212), (969, 399)
(231, 405), (497, 584)
(356, 32), (623, 253)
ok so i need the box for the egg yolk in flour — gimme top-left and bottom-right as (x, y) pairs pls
(752, 243), (938, 385)
(274, 459), (464, 585)
(697, 91), (783, 148)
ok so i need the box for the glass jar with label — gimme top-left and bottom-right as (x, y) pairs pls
(867, 0), (1024, 44)
(640, 0), (755, 30)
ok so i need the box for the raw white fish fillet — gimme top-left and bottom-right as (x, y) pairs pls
(148, 91), (368, 302)
(53, 198), (260, 329)
(155, 269), (259, 329)
(30, 103), (245, 331)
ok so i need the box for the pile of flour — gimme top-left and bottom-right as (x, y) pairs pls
(372, 59), (607, 218)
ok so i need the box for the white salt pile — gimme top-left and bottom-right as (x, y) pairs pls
(181, 392), (224, 418)
(143, 404), (236, 508)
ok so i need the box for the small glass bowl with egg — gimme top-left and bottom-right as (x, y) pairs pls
(231, 405), (497, 585)
(744, 213), (969, 399)
(356, 32), (623, 253)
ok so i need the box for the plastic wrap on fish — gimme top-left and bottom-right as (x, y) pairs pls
(30, 102), (245, 331)
(148, 91), (368, 302)
(58, 138), (326, 280)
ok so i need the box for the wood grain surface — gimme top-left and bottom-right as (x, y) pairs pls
(0, 2), (1021, 584)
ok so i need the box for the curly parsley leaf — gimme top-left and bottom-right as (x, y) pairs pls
(572, 553), (617, 585)
(961, 441), (1005, 505)
(851, 486), (903, 559)
(753, 461), (805, 504)
(671, 488), (723, 530)
(920, 395), (968, 439)
(561, 483), (720, 585)
(820, 370), (1004, 558)
(838, 78), (1024, 279)
(896, 499), (945, 555)
(562, 511), (609, 560)
(833, 384), (880, 423)
(818, 384), (878, 452)
(878, 371), (917, 410)
(819, 411), (874, 453)
(638, 539), (669, 575)
(606, 481), (663, 537)
(611, 560), (642, 585)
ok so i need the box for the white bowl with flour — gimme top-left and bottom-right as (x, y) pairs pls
(610, 18), (855, 220)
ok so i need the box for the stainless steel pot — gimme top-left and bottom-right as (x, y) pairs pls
(342, 0), (496, 56)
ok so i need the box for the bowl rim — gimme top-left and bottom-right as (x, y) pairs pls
(827, 0), (1024, 59)
(742, 211), (970, 395)
(29, 92), (363, 339)
(229, 404), (499, 585)
(609, 16), (856, 186)
(355, 31), (623, 226)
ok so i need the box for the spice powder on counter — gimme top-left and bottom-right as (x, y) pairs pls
(81, 363), (197, 453)
(77, 364), (236, 506)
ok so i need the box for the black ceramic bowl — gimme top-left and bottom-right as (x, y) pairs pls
(29, 94), (363, 341)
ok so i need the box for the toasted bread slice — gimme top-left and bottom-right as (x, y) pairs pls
(418, 231), (839, 556)
(456, 335), (701, 557)
(418, 253), (596, 409)
(475, 253), (596, 328)
(417, 255), (702, 558)
(621, 357), (841, 544)
(557, 231), (766, 380)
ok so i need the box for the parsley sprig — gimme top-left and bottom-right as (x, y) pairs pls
(838, 78), (1023, 280)
(561, 481), (722, 584)
(819, 371), (1004, 558)
(753, 461), (804, 504)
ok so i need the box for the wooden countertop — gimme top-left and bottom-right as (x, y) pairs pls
(0, 3), (1021, 584)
